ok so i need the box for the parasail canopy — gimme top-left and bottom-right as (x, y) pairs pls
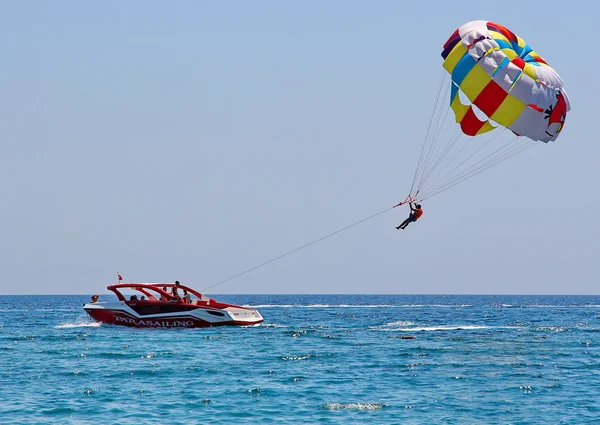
(441, 20), (570, 142)
(405, 20), (571, 204)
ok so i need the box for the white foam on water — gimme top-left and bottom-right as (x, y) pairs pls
(379, 320), (415, 328)
(324, 402), (385, 411)
(55, 322), (101, 329)
(529, 304), (600, 308)
(383, 324), (515, 332)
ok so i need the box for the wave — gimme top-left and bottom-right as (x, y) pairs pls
(324, 403), (385, 411)
(497, 304), (600, 309)
(381, 325), (514, 332)
(533, 326), (568, 332)
(380, 320), (415, 328)
(528, 305), (569, 308)
(524, 304), (600, 308)
(0, 308), (77, 312)
(281, 354), (314, 361)
(55, 322), (101, 329)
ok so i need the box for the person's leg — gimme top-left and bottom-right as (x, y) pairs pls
(397, 217), (411, 229)
(401, 215), (417, 229)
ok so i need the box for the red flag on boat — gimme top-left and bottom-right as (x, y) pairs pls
(118, 273), (123, 281)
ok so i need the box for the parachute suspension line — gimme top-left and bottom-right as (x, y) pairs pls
(416, 79), (500, 197)
(421, 127), (472, 189)
(421, 117), (540, 198)
(411, 120), (538, 204)
(423, 80), (456, 175)
(415, 75), (452, 195)
(420, 140), (537, 202)
(405, 71), (546, 204)
(409, 70), (447, 195)
(200, 206), (395, 293)
(427, 101), (463, 169)
(419, 137), (539, 202)
(419, 127), (507, 196)
(421, 134), (520, 198)
(416, 124), (468, 194)
(417, 100), (453, 192)
(419, 132), (512, 200)
(426, 111), (464, 177)
(409, 70), (448, 197)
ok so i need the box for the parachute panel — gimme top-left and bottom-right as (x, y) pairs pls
(460, 65), (490, 101)
(443, 41), (468, 74)
(489, 95), (525, 128)
(450, 86), (496, 136)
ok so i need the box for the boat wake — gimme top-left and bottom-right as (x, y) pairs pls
(55, 322), (101, 329)
(378, 324), (515, 332)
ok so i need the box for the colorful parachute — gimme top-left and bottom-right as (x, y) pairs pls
(441, 20), (570, 142)
(406, 20), (571, 203)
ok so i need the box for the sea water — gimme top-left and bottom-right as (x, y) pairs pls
(1, 294), (599, 424)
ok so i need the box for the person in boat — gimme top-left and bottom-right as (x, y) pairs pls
(161, 286), (169, 301)
(182, 288), (192, 304)
(396, 203), (423, 230)
(171, 281), (182, 301)
(91, 294), (99, 303)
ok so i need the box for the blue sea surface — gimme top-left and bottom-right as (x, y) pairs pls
(1, 294), (599, 424)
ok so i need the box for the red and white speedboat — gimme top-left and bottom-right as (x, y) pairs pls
(83, 282), (263, 328)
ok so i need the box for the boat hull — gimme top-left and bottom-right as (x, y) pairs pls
(84, 301), (263, 328)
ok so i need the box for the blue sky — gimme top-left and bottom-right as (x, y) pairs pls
(1, 1), (597, 295)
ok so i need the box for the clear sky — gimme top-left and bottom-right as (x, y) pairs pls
(1, 1), (597, 295)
